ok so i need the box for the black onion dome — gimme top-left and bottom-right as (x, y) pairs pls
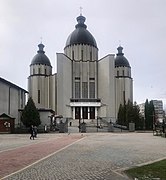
(65, 15), (97, 48)
(115, 46), (130, 67)
(31, 43), (51, 66)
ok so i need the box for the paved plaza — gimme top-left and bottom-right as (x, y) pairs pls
(0, 132), (166, 180)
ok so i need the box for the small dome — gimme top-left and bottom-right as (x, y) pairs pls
(65, 15), (97, 48)
(115, 46), (130, 67)
(31, 44), (51, 66)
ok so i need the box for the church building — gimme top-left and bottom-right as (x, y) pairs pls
(28, 14), (133, 126)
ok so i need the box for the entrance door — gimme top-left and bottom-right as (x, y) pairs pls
(75, 107), (80, 119)
(82, 107), (88, 119)
(90, 107), (95, 119)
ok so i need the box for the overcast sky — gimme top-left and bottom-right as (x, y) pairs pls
(0, 0), (166, 107)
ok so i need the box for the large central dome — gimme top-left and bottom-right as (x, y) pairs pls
(65, 15), (97, 48)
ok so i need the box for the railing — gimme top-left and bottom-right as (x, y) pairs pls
(70, 98), (101, 102)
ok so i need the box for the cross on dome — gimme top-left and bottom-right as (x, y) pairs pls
(80, 7), (83, 15)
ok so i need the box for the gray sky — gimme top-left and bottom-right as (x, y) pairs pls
(0, 0), (166, 107)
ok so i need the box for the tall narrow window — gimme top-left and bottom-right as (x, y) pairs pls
(81, 50), (83, 60)
(82, 82), (88, 98)
(127, 70), (130, 77)
(20, 91), (23, 108)
(38, 68), (41, 74)
(117, 70), (119, 76)
(33, 68), (35, 74)
(75, 82), (80, 98)
(122, 70), (125, 76)
(89, 82), (95, 98)
(90, 51), (92, 61)
(45, 68), (47, 75)
(38, 90), (40, 103)
(72, 51), (74, 60)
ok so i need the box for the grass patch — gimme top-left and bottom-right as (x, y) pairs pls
(125, 159), (166, 180)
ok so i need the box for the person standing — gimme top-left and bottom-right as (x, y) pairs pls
(34, 126), (37, 137)
(30, 125), (35, 140)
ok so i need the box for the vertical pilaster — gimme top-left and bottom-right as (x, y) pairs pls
(88, 107), (90, 119)
(95, 107), (98, 119)
(80, 107), (83, 119)
(73, 107), (75, 119)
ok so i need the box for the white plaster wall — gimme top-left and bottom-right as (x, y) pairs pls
(28, 63), (53, 110)
(115, 77), (133, 118)
(49, 74), (57, 112)
(98, 54), (116, 121)
(28, 75), (51, 109)
(64, 44), (98, 100)
(39, 111), (52, 126)
(57, 53), (72, 117)
(0, 81), (27, 126)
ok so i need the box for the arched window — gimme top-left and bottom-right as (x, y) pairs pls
(90, 51), (92, 61)
(122, 70), (125, 76)
(72, 51), (74, 60)
(81, 50), (83, 60)
(117, 70), (119, 76)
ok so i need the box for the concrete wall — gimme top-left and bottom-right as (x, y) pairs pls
(57, 53), (72, 117)
(98, 54), (116, 122)
(39, 111), (52, 126)
(0, 80), (27, 127)
(115, 65), (133, 119)
(28, 63), (55, 110)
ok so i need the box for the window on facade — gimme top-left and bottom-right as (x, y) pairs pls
(38, 68), (41, 74)
(45, 68), (47, 75)
(21, 91), (23, 108)
(75, 77), (80, 80)
(72, 51), (74, 60)
(123, 70), (125, 76)
(81, 50), (83, 60)
(38, 90), (40, 103)
(89, 82), (95, 98)
(33, 68), (35, 74)
(75, 82), (80, 98)
(90, 51), (92, 61)
(127, 70), (130, 76)
(117, 71), (119, 76)
(82, 82), (88, 98)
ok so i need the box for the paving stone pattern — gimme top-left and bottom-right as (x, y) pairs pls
(1, 133), (166, 180)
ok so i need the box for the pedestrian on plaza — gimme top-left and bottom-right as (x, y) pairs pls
(44, 124), (47, 132)
(30, 125), (35, 140)
(34, 126), (38, 138)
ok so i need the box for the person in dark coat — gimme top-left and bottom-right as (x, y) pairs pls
(30, 125), (35, 140)
(34, 126), (37, 138)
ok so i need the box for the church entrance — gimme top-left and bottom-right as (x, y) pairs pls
(75, 107), (81, 119)
(82, 107), (88, 119)
(90, 107), (95, 119)
(74, 107), (96, 119)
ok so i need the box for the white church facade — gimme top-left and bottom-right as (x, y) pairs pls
(28, 14), (133, 125)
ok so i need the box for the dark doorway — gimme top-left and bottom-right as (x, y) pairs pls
(83, 107), (88, 119)
(75, 107), (80, 119)
(90, 107), (95, 119)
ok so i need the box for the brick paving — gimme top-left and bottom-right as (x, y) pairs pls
(0, 134), (82, 179)
(0, 133), (166, 180)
